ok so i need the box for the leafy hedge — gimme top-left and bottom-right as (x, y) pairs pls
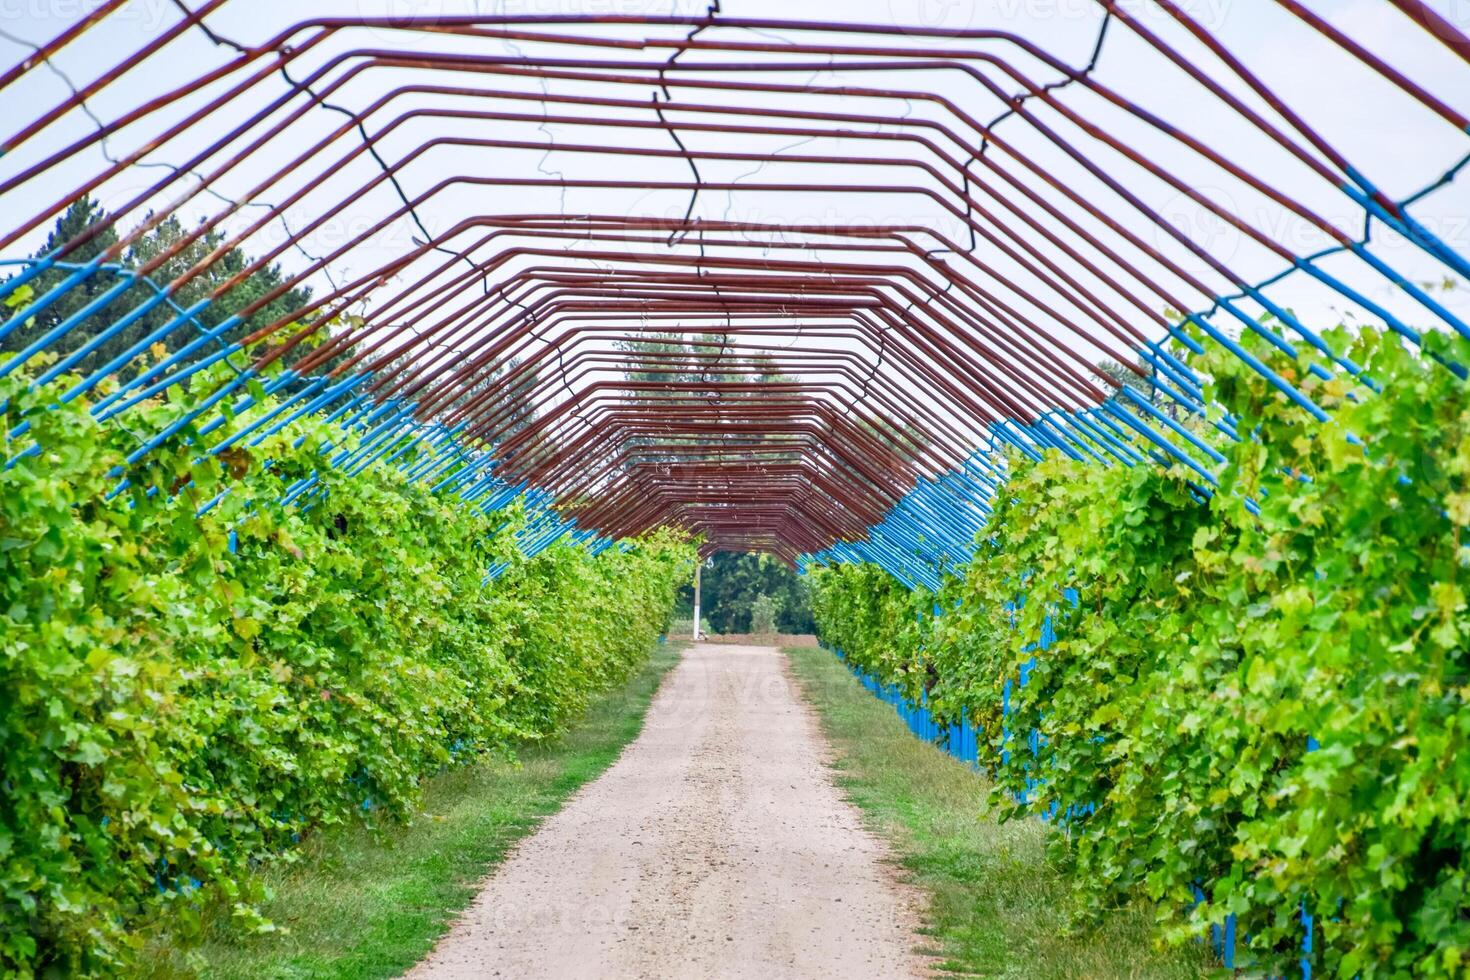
(0, 357), (692, 976)
(811, 326), (1470, 978)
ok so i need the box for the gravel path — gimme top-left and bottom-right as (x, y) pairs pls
(407, 642), (927, 980)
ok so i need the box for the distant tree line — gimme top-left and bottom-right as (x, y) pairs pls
(676, 551), (815, 634)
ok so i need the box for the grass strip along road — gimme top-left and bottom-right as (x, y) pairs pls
(143, 643), (683, 980)
(783, 646), (1210, 979)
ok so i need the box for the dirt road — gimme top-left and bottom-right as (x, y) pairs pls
(407, 642), (926, 979)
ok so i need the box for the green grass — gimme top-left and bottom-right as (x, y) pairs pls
(783, 647), (1212, 979)
(142, 642), (683, 980)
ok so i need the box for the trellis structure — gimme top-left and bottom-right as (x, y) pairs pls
(2, 2), (1468, 585)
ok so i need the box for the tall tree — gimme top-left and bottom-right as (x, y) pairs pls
(1, 198), (316, 380)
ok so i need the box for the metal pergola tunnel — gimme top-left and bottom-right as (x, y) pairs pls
(3, 2), (1465, 581)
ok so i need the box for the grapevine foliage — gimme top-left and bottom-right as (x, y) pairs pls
(0, 354), (693, 976)
(811, 326), (1470, 978)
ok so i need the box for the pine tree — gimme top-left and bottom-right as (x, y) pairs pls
(0, 198), (318, 380)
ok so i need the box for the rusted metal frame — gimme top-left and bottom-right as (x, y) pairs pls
(320, 260), (823, 402)
(617, 479), (835, 504)
(468, 62), (1227, 348)
(358, 130), (1169, 361)
(577, 469), (875, 545)
(456, 225), (1139, 407)
(769, 57), (1308, 321)
(166, 136), (587, 323)
(469, 346), (876, 452)
(620, 327), (964, 473)
(617, 483), (839, 514)
(57, 68), (494, 278)
(632, 491), (870, 550)
(0, 0), (132, 94)
(0, 43), (952, 255)
(0, 11), (1090, 158)
(551, 440), (890, 538)
(14, 44), (1264, 379)
(46, 75), (511, 318)
(11, 9), (1422, 558)
(473, 350), (866, 448)
(353, 51), (1331, 294)
(290, 220), (918, 376)
(38, 63), (546, 275)
(370, 270), (990, 436)
(511, 402), (938, 525)
(546, 432), (910, 532)
(426, 54), (1263, 339)
(678, 511), (817, 537)
(48, 68), (957, 282)
(641, 439), (924, 521)
(472, 303), (998, 464)
(1271, 0), (1467, 129)
(54, 51), (1181, 384)
(631, 270), (1088, 421)
(487, 213), (1162, 392)
(246, 147), (1158, 387)
(601, 442), (836, 470)
(458, 299), (940, 467)
(11, 16), (1391, 340)
(695, 513), (834, 552)
(476, 218), (1174, 398)
(497, 383), (928, 497)
(371, 251), (1108, 430)
(316, 221), (1130, 419)
(895, 66), (1351, 374)
(561, 17), (1352, 226)
(435, 276), (1023, 443)
(460, 262), (1100, 418)
(901, 247), (1129, 405)
(365, 101), (1182, 355)
(511, 374), (937, 505)
(1096, 1), (1388, 214)
(216, 173), (1028, 360)
(596, 468), (837, 507)
(347, 59), (1196, 351)
(551, 30), (1356, 249)
(574, 494), (731, 549)
(373, 33), (1346, 274)
(1107, 2), (1470, 316)
(0, 42), (1134, 552)
(607, 447), (889, 487)
(614, 481), (864, 518)
(152, 271), (1034, 549)
(0, 0), (233, 148)
(28, 185), (1105, 431)
(520, 57), (1312, 351)
(473, 327), (971, 466)
(680, 526), (809, 565)
(1382, 0), (1470, 63)
(791, 274), (1082, 422)
(0, 30), (339, 249)
(429, 62), (1214, 331)
(858, 268), (1110, 410)
(4, 41), (946, 255)
(478, 316), (973, 476)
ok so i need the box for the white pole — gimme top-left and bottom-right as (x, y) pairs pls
(692, 560), (703, 640)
